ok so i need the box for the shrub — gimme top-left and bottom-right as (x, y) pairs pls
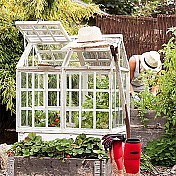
(144, 134), (176, 167)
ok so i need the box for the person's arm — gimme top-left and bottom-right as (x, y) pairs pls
(129, 56), (136, 96)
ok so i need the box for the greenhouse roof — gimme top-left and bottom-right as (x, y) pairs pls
(15, 21), (71, 44)
(15, 21), (127, 69)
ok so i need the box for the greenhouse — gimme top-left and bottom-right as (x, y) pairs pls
(15, 21), (130, 141)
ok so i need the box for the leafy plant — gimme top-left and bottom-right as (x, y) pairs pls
(132, 29), (176, 135)
(132, 28), (176, 168)
(132, 70), (159, 126)
(34, 111), (46, 127)
(34, 110), (60, 127)
(154, 29), (176, 135)
(0, 23), (23, 114)
(144, 134), (176, 167)
(48, 111), (60, 127)
(0, 0), (99, 115)
(132, 1), (160, 17)
(8, 132), (108, 159)
(93, 0), (138, 15)
(73, 75), (110, 129)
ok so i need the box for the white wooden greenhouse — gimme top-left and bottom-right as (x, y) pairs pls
(15, 21), (130, 141)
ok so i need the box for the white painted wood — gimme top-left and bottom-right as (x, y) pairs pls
(16, 21), (130, 141)
(15, 21), (72, 44)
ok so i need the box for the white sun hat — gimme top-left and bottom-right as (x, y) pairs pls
(63, 26), (110, 49)
(141, 51), (162, 72)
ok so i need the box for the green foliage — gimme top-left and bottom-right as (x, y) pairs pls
(34, 110), (60, 127)
(81, 0), (93, 3)
(132, 0), (176, 17)
(94, 0), (175, 17)
(0, 70), (16, 114)
(132, 29), (176, 135)
(155, 32), (176, 135)
(93, 0), (138, 15)
(74, 75), (110, 129)
(0, 0), (99, 114)
(8, 132), (108, 159)
(167, 27), (176, 36)
(156, 1), (176, 15)
(140, 152), (156, 174)
(131, 28), (176, 169)
(48, 111), (60, 127)
(132, 70), (160, 126)
(144, 134), (176, 167)
(132, 1), (160, 17)
(0, 21), (23, 113)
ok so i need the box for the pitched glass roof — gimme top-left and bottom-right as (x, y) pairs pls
(15, 21), (71, 44)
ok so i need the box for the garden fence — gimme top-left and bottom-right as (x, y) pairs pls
(96, 14), (176, 59)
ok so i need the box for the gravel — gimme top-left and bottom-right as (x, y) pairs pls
(140, 165), (176, 176)
(0, 166), (175, 176)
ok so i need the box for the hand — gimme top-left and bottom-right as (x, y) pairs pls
(132, 93), (140, 102)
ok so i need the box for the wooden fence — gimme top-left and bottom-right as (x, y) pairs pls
(96, 14), (176, 59)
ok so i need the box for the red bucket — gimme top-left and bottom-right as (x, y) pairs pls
(124, 138), (142, 174)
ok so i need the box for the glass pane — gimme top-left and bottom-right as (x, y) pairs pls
(66, 91), (79, 107)
(68, 52), (79, 67)
(48, 91), (58, 106)
(21, 91), (27, 107)
(35, 91), (44, 106)
(82, 92), (93, 109)
(96, 92), (109, 109)
(96, 111), (109, 129)
(119, 109), (123, 125)
(35, 74), (44, 89)
(28, 91), (32, 107)
(87, 74), (94, 89)
(28, 73), (32, 88)
(28, 110), (32, 126)
(96, 74), (109, 89)
(48, 74), (57, 89)
(34, 110), (46, 127)
(81, 111), (93, 128)
(66, 111), (79, 128)
(84, 51), (101, 59)
(21, 72), (26, 88)
(48, 110), (60, 127)
(21, 110), (32, 127)
(112, 110), (123, 128)
(21, 91), (32, 107)
(67, 74), (79, 89)
(112, 91), (120, 108)
(112, 111), (118, 128)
